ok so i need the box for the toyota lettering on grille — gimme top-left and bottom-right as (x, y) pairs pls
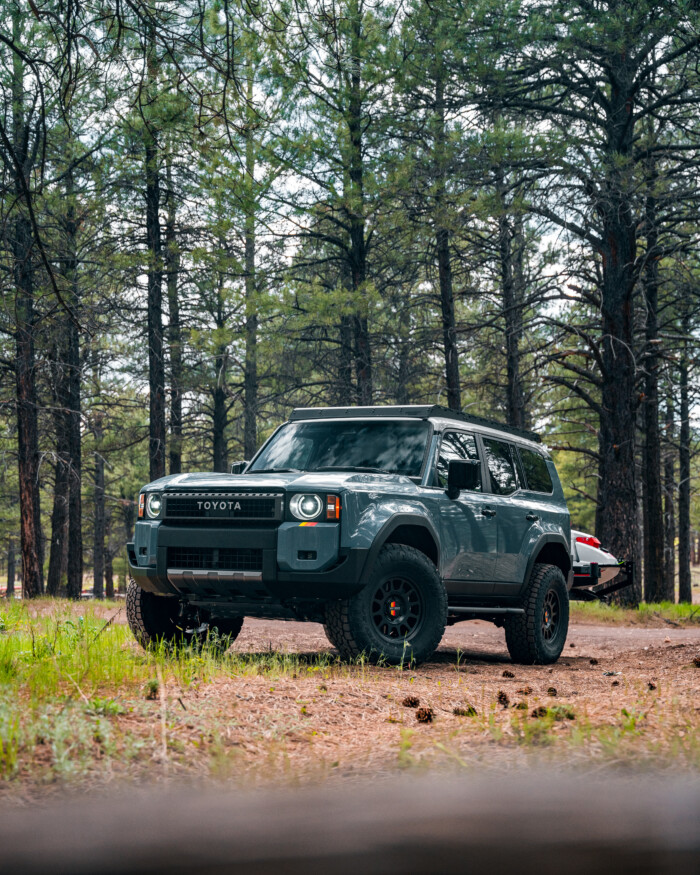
(198, 500), (242, 511)
(164, 492), (284, 521)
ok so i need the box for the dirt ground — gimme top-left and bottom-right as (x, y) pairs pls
(123, 615), (698, 786)
(3, 607), (699, 799)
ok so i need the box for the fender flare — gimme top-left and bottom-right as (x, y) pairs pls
(522, 533), (573, 592)
(360, 513), (441, 584)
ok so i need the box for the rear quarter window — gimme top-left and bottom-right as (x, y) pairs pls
(519, 448), (553, 493)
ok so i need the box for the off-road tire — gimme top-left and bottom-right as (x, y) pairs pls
(126, 580), (244, 651)
(323, 544), (447, 666)
(504, 563), (569, 665)
(126, 579), (184, 649)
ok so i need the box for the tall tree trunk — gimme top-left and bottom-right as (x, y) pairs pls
(105, 548), (114, 600)
(145, 24), (166, 482)
(347, 4), (372, 404)
(395, 305), (411, 405)
(212, 372), (228, 473)
(6, 539), (15, 598)
(212, 266), (228, 473)
(104, 512), (114, 600)
(434, 73), (460, 411)
(64, 170), (83, 600)
(678, 312), (691, 603)
(663, 397), (676, 597)
(243, 87), (259, 460)
(12, 8), (42, 598)
(641, 193), (665, 602)
(93, 415), (105, 599)
(47, 358), (70, 597)
(165, 151), (182, 475)
(596, 60), (640, 605)
(497, 191), (527, 430)
(338, 312), (355, 405)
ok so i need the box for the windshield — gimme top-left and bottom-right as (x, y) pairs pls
(249, 420), (431, 478)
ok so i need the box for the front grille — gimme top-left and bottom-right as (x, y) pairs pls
(164, 492), (283, 521)
(166, 546), (263, 571)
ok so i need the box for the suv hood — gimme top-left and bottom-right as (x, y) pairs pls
(144, 470), (415, 492)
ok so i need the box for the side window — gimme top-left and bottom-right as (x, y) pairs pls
(435, 432), (481, 490)
(519, 448), (553, 494)
(483, 438), (518, 495)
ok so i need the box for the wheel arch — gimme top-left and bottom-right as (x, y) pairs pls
(361, 514), (440, 583)
(523, 535), (572, 590)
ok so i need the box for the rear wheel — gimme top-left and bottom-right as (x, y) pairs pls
(505, 563), (569, 665)
(324, 544), (446, 666)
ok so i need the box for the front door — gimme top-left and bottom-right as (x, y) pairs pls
(435, 431), (497, 593)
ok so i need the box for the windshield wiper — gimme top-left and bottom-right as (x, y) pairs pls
(249, 468), (302, 474)
(313, 466), (395, 475)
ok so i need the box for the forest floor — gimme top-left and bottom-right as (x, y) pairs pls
(0, 598), (698, 802)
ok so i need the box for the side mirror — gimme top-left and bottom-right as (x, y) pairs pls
(230, 460), (249, 475)
(447, 459), (481, 499)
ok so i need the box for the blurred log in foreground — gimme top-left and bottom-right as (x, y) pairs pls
(0, 772), (697, 874)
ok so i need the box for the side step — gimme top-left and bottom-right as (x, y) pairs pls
(448, 606), (525, 615)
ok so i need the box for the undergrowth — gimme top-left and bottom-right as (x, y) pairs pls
(570, 600), (699, 625)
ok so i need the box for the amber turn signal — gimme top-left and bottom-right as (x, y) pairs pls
(326, 494), (341, 520)
(138, 493), (145, 519)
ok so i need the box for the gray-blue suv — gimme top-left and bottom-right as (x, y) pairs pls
(126, 405), (573, 665)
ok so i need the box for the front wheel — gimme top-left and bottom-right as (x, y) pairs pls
(504, 563), (569, 665)
(126, 580), (243, 652)
(324, 544), (447, 666)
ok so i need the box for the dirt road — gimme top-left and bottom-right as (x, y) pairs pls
(232, 616), (700, 662)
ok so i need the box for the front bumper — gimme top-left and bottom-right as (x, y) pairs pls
(127, 522), (369, 603)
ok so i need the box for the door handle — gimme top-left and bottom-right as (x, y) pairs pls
(526, 513), (539, 522)
(481, 508), (497, 518)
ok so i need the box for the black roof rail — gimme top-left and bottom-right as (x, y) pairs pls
(288, 405), (541, 443)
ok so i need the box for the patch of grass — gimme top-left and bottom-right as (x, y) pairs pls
(570, 601), (700, 626)
(398, 728), (416, 768)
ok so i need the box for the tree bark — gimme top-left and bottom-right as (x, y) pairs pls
(663, 398), (676, 597)
(347, 3), (372, 404)
(434, 73), (460, 412)
(105, 546), (114, 600)
(641, 192), (665, 602)
(104, 511), (114, 600)
(93, 415), (105, 600)
(497, 191), (527, 430)
(678, 312), (691, 603)
(595, 56), (640, 605)
(47, 357), (70, 597)
(64, 170), (83, 601)
(165, 151), (182, 476)
(145, 23), (166, 482)
(12, 8), (43, 598)
(338, 312), (355, 405)
(243, 84), (259, 460)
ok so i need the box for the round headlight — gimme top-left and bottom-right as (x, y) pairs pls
(290, 493), (323, 521)
(145, 493), (162, 519)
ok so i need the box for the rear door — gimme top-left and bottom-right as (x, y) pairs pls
(480, 437), (533, 591)
(435, 431), (497, 592)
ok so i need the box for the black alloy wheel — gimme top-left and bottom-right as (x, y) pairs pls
(371, 576), (424, 642)
(541, 588), (560, 641)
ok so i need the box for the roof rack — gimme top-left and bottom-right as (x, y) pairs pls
(288, 405), (541, 443)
